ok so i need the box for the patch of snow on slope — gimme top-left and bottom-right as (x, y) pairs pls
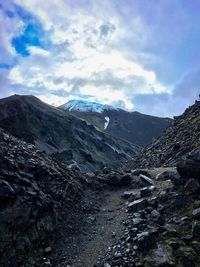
(104, 116), (110, 129)
(60, 100), (117, 113)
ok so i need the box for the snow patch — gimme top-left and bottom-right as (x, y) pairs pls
(104, 116), (110, 129)
(60, 100), (117, 113)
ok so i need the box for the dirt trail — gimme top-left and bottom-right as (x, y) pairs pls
(58, 188), (128, 267)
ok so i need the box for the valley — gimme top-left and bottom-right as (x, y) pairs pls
(0, 96), (199, 267)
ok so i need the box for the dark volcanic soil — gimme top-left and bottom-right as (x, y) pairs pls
(52, 188), (128, 267)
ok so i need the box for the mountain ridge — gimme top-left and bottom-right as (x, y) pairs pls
(0, 95), (139, 172)
(60, 99), (172, 147)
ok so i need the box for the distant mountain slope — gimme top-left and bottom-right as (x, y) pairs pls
(0, 95), (139, 171)
(126, 99), (200, 169)
(60, 100), (172, 147)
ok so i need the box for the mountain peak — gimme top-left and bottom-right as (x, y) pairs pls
(60, 100), (117, 113)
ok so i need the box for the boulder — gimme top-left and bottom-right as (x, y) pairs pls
(120, 174), (132, 185)
(107, 172), (132, 186)
(137, 228), (158, 253)
(184, 179), (200, 194)
(139, 174), (155, 186)
(144, 243), (175, 266)
(156, 169), (178, 181)
(192, 221), (200, 241)
(192, 208), (200, 219)
(156, 169), (182, 186)
(177, 152), (200, 180)
(176, 246), (199, 267)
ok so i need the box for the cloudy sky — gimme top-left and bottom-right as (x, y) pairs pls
(0, 0), (199, 117)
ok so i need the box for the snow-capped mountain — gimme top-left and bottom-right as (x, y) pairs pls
(0, 95), (139, 172)
(60, 100), (117, 113)
(60, 99), (172, 147)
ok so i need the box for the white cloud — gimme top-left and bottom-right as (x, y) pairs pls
(38, 93), (65, 107)
(6, 0), (171, 111)
(0, 5), (24, 62)
(27, 46), (50, 56)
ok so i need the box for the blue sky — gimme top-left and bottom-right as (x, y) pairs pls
(0, 0), (199, 117)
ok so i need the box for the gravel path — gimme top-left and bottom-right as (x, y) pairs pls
(57, 188), (128, 267)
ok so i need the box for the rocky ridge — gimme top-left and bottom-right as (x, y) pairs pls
(126, 99), (200, 169)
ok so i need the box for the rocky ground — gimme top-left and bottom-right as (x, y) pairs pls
(31, 154), (200, 267)
(99, 163), (200, 267)
(1, 109), (200, 267)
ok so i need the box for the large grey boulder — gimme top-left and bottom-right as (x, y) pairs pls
(177, 152), (200, 180)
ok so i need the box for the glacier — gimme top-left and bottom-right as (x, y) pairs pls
(60, 100), (117, 113)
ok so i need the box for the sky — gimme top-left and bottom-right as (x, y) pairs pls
(0, 0), (200, 117)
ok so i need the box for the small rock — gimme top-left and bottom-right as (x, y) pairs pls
(112, 232), (116, 237)
(127, 198), (148, 212)
(131, 169), (151, 177)
(87, 216), (96, 223)
(44, 259), (51, 266)
(140, 186), (155, 197)
(44, 247), (52, 253)
(121, 190), (140, 201)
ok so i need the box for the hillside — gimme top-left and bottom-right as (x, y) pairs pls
(0, 95), (139, 172)
(126, 99), (200, 169)
(0, 127), (85, 266)
(60, 100), (172, 147)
